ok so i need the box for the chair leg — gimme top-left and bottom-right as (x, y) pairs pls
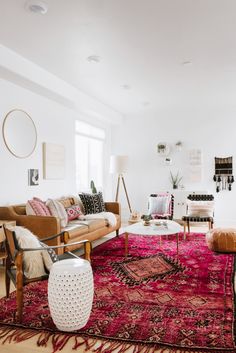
(15, 253), (24, 322)
(5, 272), (10, 298)
(5, 257), (11, 298)
(187, 220), (190, 234)
(16, 284), (23, 323)
(183, 222), (186, 240)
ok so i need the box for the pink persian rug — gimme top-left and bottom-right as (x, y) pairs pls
(0, 233), (235, 353)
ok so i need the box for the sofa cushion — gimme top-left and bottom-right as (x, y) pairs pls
(79, 219), (107, 232)
(79, 192), (106, 214)
(64, 222), (89, 240)
(46, 199), (68, 227)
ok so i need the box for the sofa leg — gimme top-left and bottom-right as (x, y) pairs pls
(84, 241), (91, 263)
(116, 229), (119, 237)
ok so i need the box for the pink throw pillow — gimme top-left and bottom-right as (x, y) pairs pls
(152, 193), (172, 215)
(27, 198), (51, 216)
(66, 205), (83, 221)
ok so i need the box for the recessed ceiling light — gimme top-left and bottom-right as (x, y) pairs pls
(121, 84), (131, 90)
(182, 61), (193, 66)
(87, 55), (101, 63)
(25, 0), (48, 14)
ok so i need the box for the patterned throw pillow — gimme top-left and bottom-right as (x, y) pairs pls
(79, 192), (106, 215)
(40, 241), (59, 272)
(66, 205), (83, 221)
(187, 200), (214, 217)
(26, 197), (51, 216)
(46, 199), (68, 227)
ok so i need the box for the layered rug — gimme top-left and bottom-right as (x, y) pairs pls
(0, 233), (235, 353)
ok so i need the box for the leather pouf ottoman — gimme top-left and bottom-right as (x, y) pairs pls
(206, 228), (236, 252)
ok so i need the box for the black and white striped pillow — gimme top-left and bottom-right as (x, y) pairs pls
(79, 192), (106, 214)
(40, 241), (59, 272)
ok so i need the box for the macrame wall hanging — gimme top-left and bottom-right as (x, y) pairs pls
(213, 156), (234, 192)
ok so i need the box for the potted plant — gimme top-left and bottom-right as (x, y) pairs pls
(170, 171), (183, 189)
(141, 214), (152, 226)
(90, 180), (97, 194)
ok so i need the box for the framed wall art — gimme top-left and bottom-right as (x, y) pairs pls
(189, 149), (202, 182)
(43, 143), (65, 179)
(213, 156), (234, 192)
(28, 169), (39, 186)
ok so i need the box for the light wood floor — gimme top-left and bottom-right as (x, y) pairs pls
(0, 225), (208, 353)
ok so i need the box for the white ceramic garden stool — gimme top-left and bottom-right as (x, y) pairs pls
(48, 258), (94, 332)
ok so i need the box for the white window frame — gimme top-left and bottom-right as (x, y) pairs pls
(75, 121), (105, 192)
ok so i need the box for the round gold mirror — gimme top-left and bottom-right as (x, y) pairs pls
(2, 109), (37, 158)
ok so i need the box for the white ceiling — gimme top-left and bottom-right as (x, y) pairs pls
(0, 0), (236, 116)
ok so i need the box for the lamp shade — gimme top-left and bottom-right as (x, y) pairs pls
(109, 155), (128, 174)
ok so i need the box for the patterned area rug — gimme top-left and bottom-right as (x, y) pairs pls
(0, 233), (235, 353)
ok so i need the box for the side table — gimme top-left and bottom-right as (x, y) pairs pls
(0, 220), (16, 263)
(48, 258), (94, 332)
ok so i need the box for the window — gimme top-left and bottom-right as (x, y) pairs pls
(75, 121), (105, 191)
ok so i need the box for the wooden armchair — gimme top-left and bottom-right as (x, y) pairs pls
(4, 226), (92, 323)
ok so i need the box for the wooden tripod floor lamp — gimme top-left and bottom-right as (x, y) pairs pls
(110, 155), (132, 213)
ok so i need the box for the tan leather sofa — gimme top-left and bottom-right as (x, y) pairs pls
(0, 201), (121, 252)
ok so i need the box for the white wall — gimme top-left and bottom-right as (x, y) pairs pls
(0, 78), (112, 204)
(111, 108), (236, 226)
(0, 45), (122, 205)
(0, 78), (75, 204)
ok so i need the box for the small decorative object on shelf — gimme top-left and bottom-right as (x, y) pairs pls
(175, 141), (183, 151)
(90, 180), (97, 194)
(153, 220), (168, 229)
(157, 142), (170, 156)
(141, 214), (152, 226)
(213, 156), (234, 192)
(129, 210), (141, 224)
(164, 157), (172, 166)
(170, 171), (183, 189)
